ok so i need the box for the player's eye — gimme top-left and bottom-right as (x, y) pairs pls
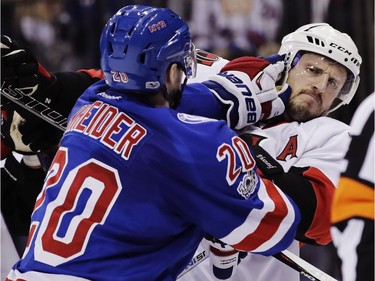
(328, 78), (339, 89)
(306, 66), (323, 75)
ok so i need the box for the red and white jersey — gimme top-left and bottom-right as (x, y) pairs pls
(249, 116), (350, 185)
(180, 50), (351, 281)
(189, 49), (230, 83)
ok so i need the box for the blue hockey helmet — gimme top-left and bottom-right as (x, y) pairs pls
(100, 5), (197, 93)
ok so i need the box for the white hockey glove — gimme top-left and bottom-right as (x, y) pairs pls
(205, 55), (291, 130)
(205, 235), (248, 280)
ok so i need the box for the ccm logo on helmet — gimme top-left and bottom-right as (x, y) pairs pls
(329, 43), (352, 56)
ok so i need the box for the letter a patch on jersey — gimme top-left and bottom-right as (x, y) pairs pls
(277, 135), (298, 161)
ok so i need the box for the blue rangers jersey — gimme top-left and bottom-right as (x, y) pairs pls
(7, 80), (300, 281)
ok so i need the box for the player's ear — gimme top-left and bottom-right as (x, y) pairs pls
(167, 63), (183, 87)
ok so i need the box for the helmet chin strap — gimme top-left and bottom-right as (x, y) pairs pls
(161, 76), (188, 109)
(173, 76), (188, 109)
(180, 76), (188, 94)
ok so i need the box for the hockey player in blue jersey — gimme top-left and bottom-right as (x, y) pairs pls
(6, 5), (300, 281)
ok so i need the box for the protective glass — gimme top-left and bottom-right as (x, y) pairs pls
(292, 52), (355, 100)
(184, 42), (197, 78)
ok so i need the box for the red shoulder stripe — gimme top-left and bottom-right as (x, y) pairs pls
(233, 178), (290, 251)
(303, 167), (335, 245)
(78, 69), (104, 79)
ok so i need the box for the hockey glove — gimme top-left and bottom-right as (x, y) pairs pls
(1, 35), (98, 155)
(1, 35), (102, 112)
(1, 35), (57, 107)
(204, 55), (291, 130)
(205, 235), (247, 280)
(1, 35), (64, 152)
(1, 108), (32, 154)
(1, 107), (61, 154)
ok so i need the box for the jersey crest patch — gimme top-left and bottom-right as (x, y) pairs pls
(237, 170), (258, 199)
(177, 113), (216, 124)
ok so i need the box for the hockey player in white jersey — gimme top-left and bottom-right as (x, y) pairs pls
(1, 21), (361, 281)
(176, 23), (362, 281)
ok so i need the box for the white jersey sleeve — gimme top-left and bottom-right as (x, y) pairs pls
(188, 49), (229, 83)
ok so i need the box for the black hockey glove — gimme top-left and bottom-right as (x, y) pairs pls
(1, 35), (101, 116)
(1, 107), (61, 154)
(1, 35), (58, 107)
(1, 35), (64, 153)
(1, 35), (98, 155)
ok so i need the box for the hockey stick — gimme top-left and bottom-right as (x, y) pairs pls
(274, 250), (337, 281)
(1, 84), (67, 171)
(1, 84), (67, 132)
(177, 249), (337, 281)
(177, 249), (209, 279)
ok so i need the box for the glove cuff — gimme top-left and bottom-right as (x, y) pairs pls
(209, 72), (262, 129)
(23, 155), (42, 168)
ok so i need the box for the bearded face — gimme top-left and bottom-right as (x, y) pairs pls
(285, 53), (348, 122)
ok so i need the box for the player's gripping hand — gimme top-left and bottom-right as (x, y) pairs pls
(204, 54), (291, 130)
(1, 35), (57, 107)
(219, 54), (291, 123)
(204, 235), (247, 280)
(1, 108), (33, 156)
(1, 35), (64, 154)
(1, 108), (61, 155)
